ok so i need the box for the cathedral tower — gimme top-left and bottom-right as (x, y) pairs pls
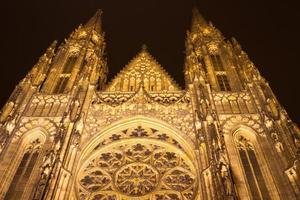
(0, 9), (299, 200)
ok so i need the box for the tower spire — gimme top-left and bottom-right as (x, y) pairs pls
(84, 9), (103, 33)
(191, 7), (207, 29)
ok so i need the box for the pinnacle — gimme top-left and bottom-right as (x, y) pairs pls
(141, 44), (148, 51)
(139, 44), (150, 56)
(192, 7), (207, 28)
(48, 40), (57, 50)
(84, 9), (103, 33)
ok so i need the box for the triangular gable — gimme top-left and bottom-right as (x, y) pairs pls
(105, 47), (181, 92)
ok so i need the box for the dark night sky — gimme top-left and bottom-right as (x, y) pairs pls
(0, 0), (299, 124)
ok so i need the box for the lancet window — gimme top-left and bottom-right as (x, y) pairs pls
(4, 139), (41, 200)
(53, 56), (77, 94)
(54, 76), (69, 94)
(211, 54), (224, 71)
(199, 57), (207, 73)
(216, 74), (231, 91)
(62, 56), (77, 73)
(210, 54), (231, 91)
(235, 135), (270, 200)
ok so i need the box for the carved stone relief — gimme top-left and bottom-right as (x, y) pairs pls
(77, 127), (197, 200)
(13, 117), (59, 142)
(213, 92), (256, 114)
(220, 115), (264, 136)
(85, 90), (195, 147)
(25, 94), (69, 117)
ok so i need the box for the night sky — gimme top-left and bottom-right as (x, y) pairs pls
(0, 0), (299, 124)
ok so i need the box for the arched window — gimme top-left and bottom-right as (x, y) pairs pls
(53, 56), (78, 94)
(53, 76), (69, 94)
(62, 56), (77, 74)
(235, 135), (271, 200)
(216, 74), (231, 91)
(211, 54), (224, 71)
(4, 139), (41, 200)
(210, 54), (231, 91)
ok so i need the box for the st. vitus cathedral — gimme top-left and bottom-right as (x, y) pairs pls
(0, 8), (299, 200)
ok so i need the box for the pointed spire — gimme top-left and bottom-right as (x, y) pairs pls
(191, 8), (207, 29)
(84, 9), (103, 33)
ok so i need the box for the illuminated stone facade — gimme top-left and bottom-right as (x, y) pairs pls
(0, 9), (299, 200)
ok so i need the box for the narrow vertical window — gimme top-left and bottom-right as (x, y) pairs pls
(217, 75), (231, 91)
(210, 54), (224, 71)
(210, 54), (231, 91)
(236, 136), (271, 200)
(23, 151), (39, 180)
(199, 57), (207, 73)
(63, 56), (77, 73)
(5, 152), (30, 199)
(53, 56), (78, 94)
(79, 59), (87, 73)
(5, 141), (41, 200)
(53, 76), (69, 94)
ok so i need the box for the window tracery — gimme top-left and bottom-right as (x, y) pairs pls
(53, 56), (80, 94)
(235, 135), (270, 200)
(77, 127), (197, 200)
(210, 54), (231, 91)
(4, 139), (41, 200)
(216, 75), (231, 92)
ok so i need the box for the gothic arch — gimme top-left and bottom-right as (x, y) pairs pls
(223, 126), (280, 199)
(75, 116), (199, 200)
(0, 128), (49, 199)
(13, 118), (58, 142)
(80, 116), (197, 160)
(221, 115), (264, 136)
(18, 128), (48, 145)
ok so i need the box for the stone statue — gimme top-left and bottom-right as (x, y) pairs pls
(220, 162), (233, 196)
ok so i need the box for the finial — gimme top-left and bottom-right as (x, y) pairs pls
(49, 40), (58, 49)
(45, 40), (57, 54)
(141, 44), (148, 51)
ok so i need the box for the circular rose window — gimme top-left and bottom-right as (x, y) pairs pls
(114, 163), (159, 196)
(78, 127), (197, 200)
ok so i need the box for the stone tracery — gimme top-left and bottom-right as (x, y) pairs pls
(0, 8), (297, 200)
(77, 126), (197, 200)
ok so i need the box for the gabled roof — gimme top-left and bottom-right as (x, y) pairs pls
(105, 46), (181, 92)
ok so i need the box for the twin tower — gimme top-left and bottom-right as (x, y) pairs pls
(0, 9), (299, 200)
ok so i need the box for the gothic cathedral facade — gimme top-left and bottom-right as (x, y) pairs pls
(0, 9), (299, 200)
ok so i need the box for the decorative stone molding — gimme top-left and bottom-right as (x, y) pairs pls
(13, 118), (58, 141)
(221, 115), (264, 136)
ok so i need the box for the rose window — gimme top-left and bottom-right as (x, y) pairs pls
(77, 127), (197, 200)
(115, 163), (159, 196)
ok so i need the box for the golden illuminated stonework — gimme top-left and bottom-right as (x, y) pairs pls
(0, 8), (299, 200)
(77, 126), (197, 200)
